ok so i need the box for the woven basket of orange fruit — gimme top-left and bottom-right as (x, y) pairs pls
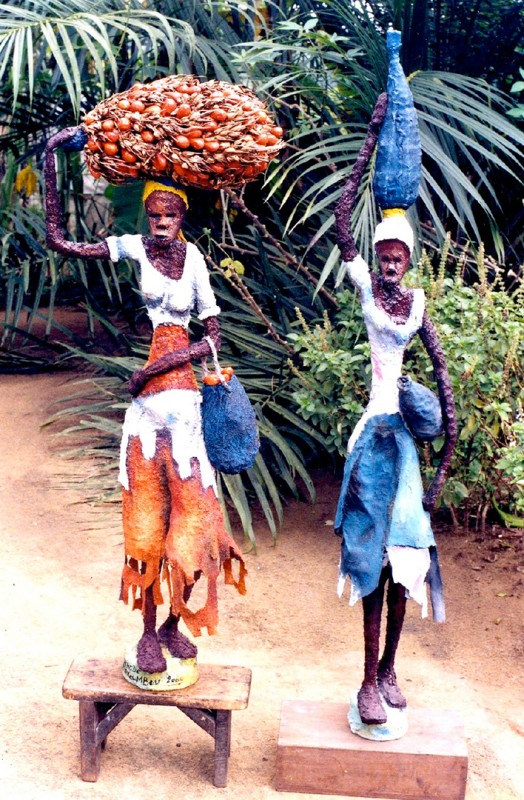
(82, 75), (283, 189)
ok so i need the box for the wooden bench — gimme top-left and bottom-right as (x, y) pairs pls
(62, 657), (252, 788)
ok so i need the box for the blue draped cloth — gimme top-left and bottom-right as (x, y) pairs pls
(335, 413), (441, 610)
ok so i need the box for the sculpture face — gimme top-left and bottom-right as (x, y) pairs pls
(375, 239), (410, 286)
(144, 192), (187, 247)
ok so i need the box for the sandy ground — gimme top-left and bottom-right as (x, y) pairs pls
(1, 372), (523, 800)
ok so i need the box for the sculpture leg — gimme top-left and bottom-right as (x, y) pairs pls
(158, 584), (198, 659)
(377, 576), (407, 708)
(358, 568), (388, 724)
(136, 585), (167, 673)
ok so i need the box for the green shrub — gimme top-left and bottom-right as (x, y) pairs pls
(289, 239), (524, 524)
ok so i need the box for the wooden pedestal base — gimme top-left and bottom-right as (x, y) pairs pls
(62, 657), (251, 788)
(276, 700), (467, 800)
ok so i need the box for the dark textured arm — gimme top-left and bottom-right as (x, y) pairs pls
(335, 93), (387, 261)
(129, 316), (221, 397)
(418, 311), (458, 511)
(44, 127), (110, 260)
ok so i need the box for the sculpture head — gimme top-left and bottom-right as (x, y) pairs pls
(373, 210), (413, 286)
(143, 180), (188, 247)
(375, 239), (410, 286)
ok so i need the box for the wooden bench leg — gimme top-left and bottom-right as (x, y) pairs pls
(213, 710), (231, 788)
(78, 700), (134, 781)
(79, 701), (101, 782)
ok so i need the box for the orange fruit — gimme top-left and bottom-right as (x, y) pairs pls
(203, 374), (221, 386)
(87, 138), (100, 152)
(117, 117), (131, 131)
(103, 142), (119, 156)
(265, 134), (278, 146)
(221, 366), (234, 378)
(101, 119), (115, 131)
(105, 130), (120, 143)
(153, 153), (168, 170)
(176, 104), (191, 119)
(145, 104), (161, 115)
(204, 140), (220, 153)
(190, 137), (205, 150)
(161, 98), (177, 116)
(130, 100), (145, 113)
(271, 126), (283, 138)
(211, 108), (228, 122)
(141, 130), (155, 143)
(118, 99), (131, 111)
(121, 149), (137, 163)
(175, 135), (190, 149)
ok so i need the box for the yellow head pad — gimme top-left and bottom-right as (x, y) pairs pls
(142, 180), (189, 208)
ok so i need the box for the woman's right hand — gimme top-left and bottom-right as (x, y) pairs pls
(46, 126), (87, 154)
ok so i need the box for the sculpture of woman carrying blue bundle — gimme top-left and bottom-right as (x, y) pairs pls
(334, 31), (457, 732)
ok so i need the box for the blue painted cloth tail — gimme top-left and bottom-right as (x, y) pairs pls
(335, 413), (444, 621)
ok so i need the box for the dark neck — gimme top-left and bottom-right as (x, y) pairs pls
(143, 238), (187, 279)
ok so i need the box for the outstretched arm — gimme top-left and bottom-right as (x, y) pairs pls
(335, 93), (387, 262)
(129, 316), (221, 397)
(418, 312), (457, 511)
(44, 127), (110, 260)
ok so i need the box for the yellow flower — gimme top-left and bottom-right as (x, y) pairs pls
(15, 164), (37, 197)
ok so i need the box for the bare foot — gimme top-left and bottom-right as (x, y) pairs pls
(357, 682), (387, 725)
(136, 631), (167, 674)
(377, 666), (407, 709)
(158, 618), (198, 659)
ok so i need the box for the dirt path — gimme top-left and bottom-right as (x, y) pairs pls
(1, 373), (523, 800)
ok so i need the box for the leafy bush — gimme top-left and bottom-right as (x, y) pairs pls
(289, 239), (524, 525)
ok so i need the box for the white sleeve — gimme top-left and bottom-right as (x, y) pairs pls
(343, 254), (371, 291)
(105, 234), (143, 263)
(189, 244), (221, 320)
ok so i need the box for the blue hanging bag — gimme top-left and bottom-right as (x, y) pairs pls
(201, 338), (260, 474)
(397, 375), (443, 441)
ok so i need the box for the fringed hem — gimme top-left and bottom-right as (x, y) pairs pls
(119, 547), (247, 636)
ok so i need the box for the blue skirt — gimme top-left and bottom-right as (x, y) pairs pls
(335, 413), (444, 620)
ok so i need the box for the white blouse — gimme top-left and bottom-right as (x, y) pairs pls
(106, 235), (220, 328)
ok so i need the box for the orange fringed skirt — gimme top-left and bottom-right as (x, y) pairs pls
(120, 324), (247, 637)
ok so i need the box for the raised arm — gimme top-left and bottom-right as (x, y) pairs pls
(335, 93), (388, 261)
(44, 127), (110, 260)
(418, 312), (457, 511)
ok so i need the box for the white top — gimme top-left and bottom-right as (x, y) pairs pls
(106, 234), (220, 328)
(344, 255), (425, 452)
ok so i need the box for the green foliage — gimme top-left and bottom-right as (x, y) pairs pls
(508, 67), (524, 120)
(288, 296), (369, 454)
(289, 239), (524, 522)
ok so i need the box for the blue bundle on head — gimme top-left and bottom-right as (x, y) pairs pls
(373, 29), (421, 211)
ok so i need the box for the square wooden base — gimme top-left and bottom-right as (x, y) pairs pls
(276, 700), (467, 800)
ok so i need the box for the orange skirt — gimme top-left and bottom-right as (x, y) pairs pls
(120, 324), (247, 636)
